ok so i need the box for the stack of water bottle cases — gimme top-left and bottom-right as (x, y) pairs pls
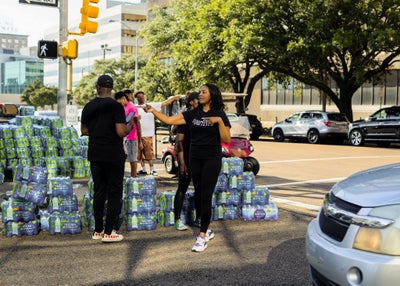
(1, 106), (277, 237)
(157, 157), (278, 226)
(82, 157), (278, 234)
(1, 106), (88, 237)
(82, 176), (158, 232)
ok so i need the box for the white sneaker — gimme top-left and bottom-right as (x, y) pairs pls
(192, 235), (207, 252)
(101, 230), (124, 243)
(92, 230), (104, 240)
(206, 229), (215, 241)
(150, 170), (158, 176)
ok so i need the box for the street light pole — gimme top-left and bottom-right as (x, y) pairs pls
(134, 35), (138, 90)
(109, 19), (139, 89)
(101, 44), (111, 60)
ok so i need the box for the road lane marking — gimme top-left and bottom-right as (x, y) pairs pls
(261, 177), (345, 188)
(271, 197), (321, 211)
(259, 155), (400, 164)
(260, 178), (344, 212)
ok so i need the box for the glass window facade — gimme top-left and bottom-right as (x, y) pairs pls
(262, 71), (400, 107)
(2, 60), (43, 94)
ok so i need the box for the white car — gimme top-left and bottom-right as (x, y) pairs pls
(306, 163), (400, 286)
(272, 111), (349, 144)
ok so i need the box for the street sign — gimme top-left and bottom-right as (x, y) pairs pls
(37, 40), (58, 59)
(66, 105), (79, 126)
(19, 0), (58, 7)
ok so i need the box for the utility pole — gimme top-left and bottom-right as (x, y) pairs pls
(58, 0), (68, 125)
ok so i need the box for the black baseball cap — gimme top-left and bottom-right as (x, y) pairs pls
(96, 74), (113, 88)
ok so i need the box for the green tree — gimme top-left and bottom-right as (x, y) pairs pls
(252, 0), (400, 121)
(142, 0), (267, 113)
(22, 79), (58, 109)
(73, 56), (139, 106)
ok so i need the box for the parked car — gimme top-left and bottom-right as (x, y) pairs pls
(239, 113), (264, 140)
(306, 162), (400, 286)
(348, 105), (400, 147)
(272, 110), (349, 144)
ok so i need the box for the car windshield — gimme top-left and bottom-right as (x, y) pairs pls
(227, 113), (251, 137)
(287, 113), (300, 121)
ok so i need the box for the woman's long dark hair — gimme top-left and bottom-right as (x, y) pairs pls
(203, 83), (225, 111)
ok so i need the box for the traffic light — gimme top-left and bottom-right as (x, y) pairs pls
(79, 0), (99, 35)
(37, 40), (58, 59)
(62, 39), (78, 59)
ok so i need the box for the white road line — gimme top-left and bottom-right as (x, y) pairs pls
(260, 177), (345, 188)
(261, 178), (344, 212)
(271, 197), (321, 211)
(259, 155), (400, 164)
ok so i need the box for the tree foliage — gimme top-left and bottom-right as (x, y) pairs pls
(22, 79), (58, 109)
(141, 0), (267, 113)
(73, 56), (140, 106)
(72, 0), (400, 120)
(252, 0), (400, 121)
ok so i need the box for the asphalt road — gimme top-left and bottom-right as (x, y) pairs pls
(0, 174), (313, 286)
(1, 137), (399, 285)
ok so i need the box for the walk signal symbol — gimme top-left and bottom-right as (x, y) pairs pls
(37, 40), (58, 59)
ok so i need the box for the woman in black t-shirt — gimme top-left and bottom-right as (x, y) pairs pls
(144, 83), (231, 252)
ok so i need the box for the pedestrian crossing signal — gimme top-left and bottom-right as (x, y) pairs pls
(37, 40), (58, 59)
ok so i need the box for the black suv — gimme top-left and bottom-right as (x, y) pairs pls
(349, 106), (400, 147)
(239, 113), (264, 140)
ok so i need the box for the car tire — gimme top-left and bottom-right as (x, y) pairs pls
(349, 129), (364, 146)
(273, 129), (285, 142)
(243, 156), (260, 176)
(164, 154), (177, 174)
(250, 134), (260, 140)
(307, 129), (320, 144)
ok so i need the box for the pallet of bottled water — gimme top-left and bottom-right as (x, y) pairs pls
(125, 177), (157, 231)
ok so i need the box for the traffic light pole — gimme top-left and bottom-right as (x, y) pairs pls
(58, 0), (68, 125)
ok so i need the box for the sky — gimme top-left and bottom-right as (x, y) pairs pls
(0, 0), (141, 47)
(1, 1), (82, 47)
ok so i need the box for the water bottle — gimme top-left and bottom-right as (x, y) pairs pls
(55, 217), (61, 233)
(133, 180), (139, 194)
(223, 160), (229, 174)
(52, 196), (60, 212)
(231, 175), (238, 189)
(168, 211), (174, 226)
(132, 197), (138, 212)
(219, 191), (227, 204)
(217, 205), (225, 220)
(244, 190), (252, 204)
(132, 214), (139, 229)
(6, 202), (14, 222)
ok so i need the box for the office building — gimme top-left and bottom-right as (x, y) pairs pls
(43, 1), (147, 87)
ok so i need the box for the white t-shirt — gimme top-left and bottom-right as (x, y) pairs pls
(137, 102), (162, 137)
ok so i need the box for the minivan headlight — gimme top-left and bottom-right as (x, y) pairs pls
(353, 205), (400, 255)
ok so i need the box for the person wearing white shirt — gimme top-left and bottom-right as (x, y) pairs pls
(134, 91), (181, 176)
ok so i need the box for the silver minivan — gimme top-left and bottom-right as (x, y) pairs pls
(272, 111), (349, 144)
(306, 163), (400, 286)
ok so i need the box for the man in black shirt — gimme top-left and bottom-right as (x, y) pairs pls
(81, 74), (132, 243)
